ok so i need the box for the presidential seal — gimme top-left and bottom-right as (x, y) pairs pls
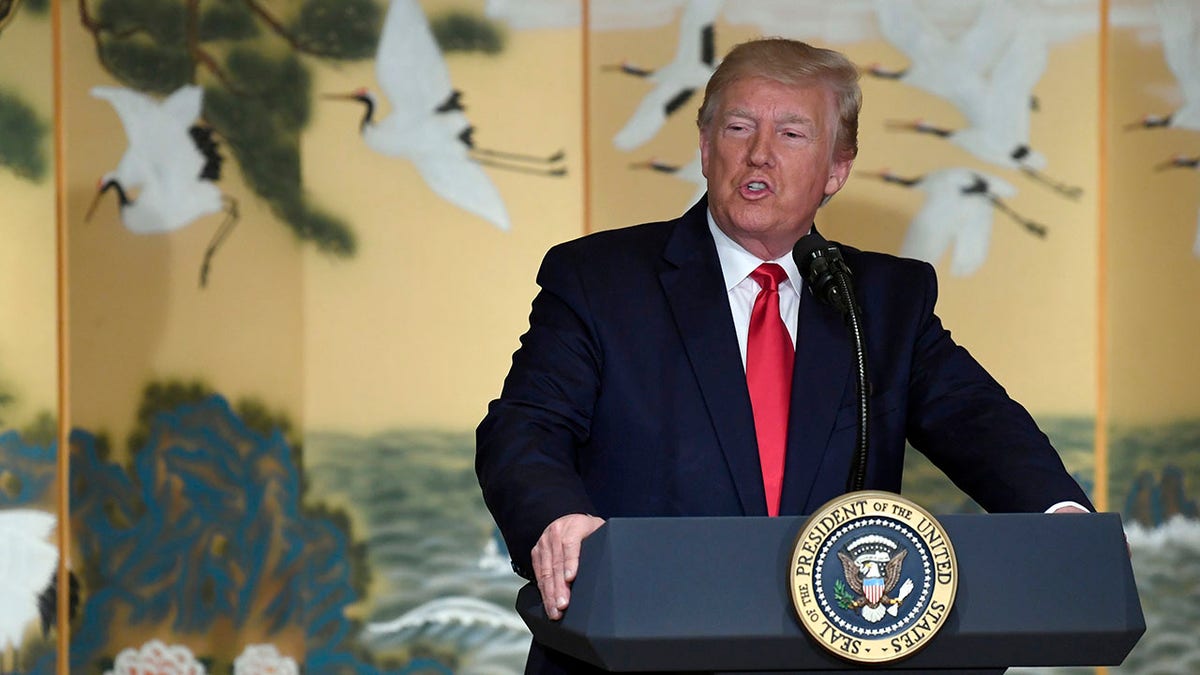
(789, 491), (957, 664)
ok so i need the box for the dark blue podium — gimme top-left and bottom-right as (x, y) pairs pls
(517, 513), (1143, 673)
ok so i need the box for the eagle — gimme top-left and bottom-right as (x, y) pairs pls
(837, 547), (911, 623)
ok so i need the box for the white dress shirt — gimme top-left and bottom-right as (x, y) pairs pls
(707, 211), (803, 369)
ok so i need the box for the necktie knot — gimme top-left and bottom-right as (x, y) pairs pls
(750, 263), (789, 294)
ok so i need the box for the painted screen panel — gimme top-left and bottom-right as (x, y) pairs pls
(0, 0), (64, 672)
(30, 0), (1198, 673)
(1106, 1), (1200, 673)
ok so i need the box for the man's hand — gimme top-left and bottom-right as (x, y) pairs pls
(1047, 504), (1130, 555)
(532, 513), (605, 620)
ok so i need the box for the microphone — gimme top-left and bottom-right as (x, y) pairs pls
(792, 230), (854, 316)
(792, 230), (870, 493)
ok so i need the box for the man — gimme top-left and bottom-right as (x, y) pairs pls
(476, 38), (1090, 673)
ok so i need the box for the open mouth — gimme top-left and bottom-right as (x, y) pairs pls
(740, 179), (771, 197)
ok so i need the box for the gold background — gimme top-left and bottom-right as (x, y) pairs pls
(0, 0), (1196, 671)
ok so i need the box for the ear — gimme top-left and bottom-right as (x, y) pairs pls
(699, 128), (712, 179)
(824, 155), (854, 196)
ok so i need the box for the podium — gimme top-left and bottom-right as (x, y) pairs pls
(517, 513), (1143, 673)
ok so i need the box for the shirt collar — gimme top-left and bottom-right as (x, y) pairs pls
(706, 209), (806, 293)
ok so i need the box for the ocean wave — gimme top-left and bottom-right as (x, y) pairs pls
(307, 431), (526, 671)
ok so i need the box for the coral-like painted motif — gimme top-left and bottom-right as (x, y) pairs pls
(66, 396), (371, 673)
(233, 643), (298, 675)
(105, 639), (205, 675)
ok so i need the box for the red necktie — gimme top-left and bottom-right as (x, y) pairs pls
(746, 263), (794, 517)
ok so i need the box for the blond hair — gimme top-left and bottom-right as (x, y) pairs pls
(697, 37), (861, 162)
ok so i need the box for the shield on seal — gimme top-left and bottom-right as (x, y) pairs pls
(863, 577), (884, 605)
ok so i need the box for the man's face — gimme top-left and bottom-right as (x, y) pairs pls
(700, 76), (853, 259)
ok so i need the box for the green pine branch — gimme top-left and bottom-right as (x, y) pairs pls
(0, 89), (48, 181)
(430, 9), (505, 54)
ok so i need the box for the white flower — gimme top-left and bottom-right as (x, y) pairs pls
(105, 639), (206, 675)
(233, 644), (299, 675)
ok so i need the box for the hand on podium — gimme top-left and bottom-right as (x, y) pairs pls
(533, 513), (605, 620)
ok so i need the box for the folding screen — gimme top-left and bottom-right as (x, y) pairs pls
(0, 1), (1194, 673)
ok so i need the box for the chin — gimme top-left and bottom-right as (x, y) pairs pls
(727, 209), (785, 234)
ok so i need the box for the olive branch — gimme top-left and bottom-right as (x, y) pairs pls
(834, 579), (857, 610)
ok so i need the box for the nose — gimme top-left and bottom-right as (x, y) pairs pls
(747, 129), (774, 167)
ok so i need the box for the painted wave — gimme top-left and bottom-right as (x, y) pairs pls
(305, 430), (529, 674)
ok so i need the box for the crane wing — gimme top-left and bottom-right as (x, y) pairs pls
(965, 27), (1046, 142)
(92, 85), (209, 186)
(613, 84), (680, 151)
(159, 85), (204, 126)
(875, 0), (949, 71)
(949, 198), (994, 277)
(952, 2), (1017, 74)
(154, 86), (209, 181)
(0, 510), (58, 594)
(410, 153), (511, 231)
(91, 86), (156, 146)
(900, 174), (957, 267)
(1156, 0), (1200, 108)
(376, 0), (455, 117)
(92, 87), (156, 184)
(874, 0), (995, 110)
(672, 0), (723, 67)
(0, 509), (55, 541)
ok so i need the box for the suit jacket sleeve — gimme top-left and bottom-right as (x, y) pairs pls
(476, 243), (602, 578)
(898, 260), (1094, 512)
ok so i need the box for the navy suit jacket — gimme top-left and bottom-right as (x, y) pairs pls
(475, 198), (1090, 671)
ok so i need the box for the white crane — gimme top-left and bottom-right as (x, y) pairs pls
(604, 0), (722, 151)
(868, 0), (1018, 101)
(327, 0), (564, 232)
(871, 2), (1081, 200)
(1126, 0), (1200, 133)
(866, 168), (1047, 277)
(87, 85), (237, 287)
(1156, 155), (1200, 257)
(629, 150), (706, 206)
(0, 509), (59, 673)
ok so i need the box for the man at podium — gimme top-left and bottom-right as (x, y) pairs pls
(476, 37), (1092, 674)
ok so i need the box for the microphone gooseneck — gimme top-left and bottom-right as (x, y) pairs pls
(793, 231), (870, 493)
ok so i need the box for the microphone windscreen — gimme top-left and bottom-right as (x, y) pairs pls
(792, 230), (831, 279)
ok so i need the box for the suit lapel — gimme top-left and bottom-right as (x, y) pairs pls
(660, 200), (767, 516)
(778, 270), (854, 516)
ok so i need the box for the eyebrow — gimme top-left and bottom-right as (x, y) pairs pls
(724, 108), (817, 129)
